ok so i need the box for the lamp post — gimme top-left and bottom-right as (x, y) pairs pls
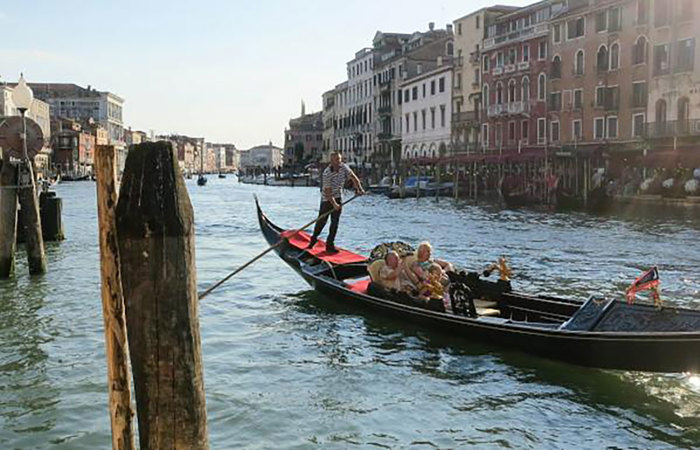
(12, 74), (46, 274)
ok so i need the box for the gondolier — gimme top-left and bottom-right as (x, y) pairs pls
(307, 151), (364, 253)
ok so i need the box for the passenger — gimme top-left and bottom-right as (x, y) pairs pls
(411, 241), (453, 283)
(378, 251), (401, 291)
(418, 264), (446, 300)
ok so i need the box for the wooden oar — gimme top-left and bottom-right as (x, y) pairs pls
(198, 193), (361, 300)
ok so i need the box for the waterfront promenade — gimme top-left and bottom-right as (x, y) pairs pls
(1, 178), (700, 448)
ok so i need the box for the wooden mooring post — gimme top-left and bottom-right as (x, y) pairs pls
(17, 162), (46, 275)
(0, 154), (18, 278)
(95, 145), (136, 450)
(116, 141), (209, 449)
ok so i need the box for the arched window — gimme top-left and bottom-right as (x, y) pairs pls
(610, 43), (620, 70)
(551, 55), (562, 79)
(508, 79), (517, 103)
(655, 99), (667, 135)
(597, 45), (609, 72)
(521, 76), (530, 101)
(538, 73), (546, 101)
(496, 82), (504, 105)
(483, 84), (490, 108)
(575, 50), (584, 75)
(678, 97), (690, 134)
(446, 42), (454, 56)
(633, 36), (648, 65)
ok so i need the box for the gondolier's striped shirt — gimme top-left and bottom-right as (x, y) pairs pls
(322, 163), (352, 201)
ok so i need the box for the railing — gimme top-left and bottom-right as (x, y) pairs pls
(488, 104), (505, 116)
(517, 61), (530, 71)
(646, 120), (700, 138)
(492, 67), (503, 76)
(504, 64), (516, 74)
(377, 105), (392, 115)
(452, 111), (478, 123)
(377, 132), (394, 141)
(487, 102), (530, 117)
(483, 23), (549, 50)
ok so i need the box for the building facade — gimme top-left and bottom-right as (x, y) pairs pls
(321, 88), (336, 162)
(284, 107), (323, 169)
(481, 2), (563, 154)
(240, 143), (283, 170)
(400, 62), (453, 159)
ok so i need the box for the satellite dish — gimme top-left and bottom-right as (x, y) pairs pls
(0, 116), (44, 160)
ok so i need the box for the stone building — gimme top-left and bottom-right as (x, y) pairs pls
(400, 60), (453, 159)
(481, 1), (563, 154)
(452, 6), (516, 154)
(240, 143), (283, 170)
(283, 105), (323, 169)
(321, 88), (336, 162)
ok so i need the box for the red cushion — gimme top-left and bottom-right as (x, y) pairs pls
(348, 278), (371, 293)
(280, 230), (367, 265)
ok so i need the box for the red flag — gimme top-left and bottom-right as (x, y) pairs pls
(626, 267), (660, 304)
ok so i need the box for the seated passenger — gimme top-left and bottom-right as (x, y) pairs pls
(411, 241), (453, 284)
(378, 251), (401, 291)
(419, 264), (446, 300)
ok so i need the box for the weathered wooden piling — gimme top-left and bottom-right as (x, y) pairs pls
(0, 154), (18, 278)
(17, 162), (46, 275)
(95, 145), (136, 450)
(116, 141), (209, 449)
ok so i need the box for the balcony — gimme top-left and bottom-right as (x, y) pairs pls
(452, 111), (478, 124)
(483, 23), (548, 50)
(492, 67), (503, 76)
(379, 80), (391, 92)
(488, 104), (505, 116)
(377, 105), (392, 115)
(487, 101), (530, 117)
(377, 132), (394, 141)
(646, 120), (700, 138)
(504, 64), (516, 74)
(517, 61), (530, 71)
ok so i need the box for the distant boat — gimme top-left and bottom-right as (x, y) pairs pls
(197, 174), (207, 186)
(218, 173), (226, 179)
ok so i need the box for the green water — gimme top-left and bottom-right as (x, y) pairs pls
(1, 179), (700, 449)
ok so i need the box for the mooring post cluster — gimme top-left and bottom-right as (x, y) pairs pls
(96, 141), (209, 449)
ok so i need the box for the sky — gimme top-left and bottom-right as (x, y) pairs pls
(0, 0), (531, 149)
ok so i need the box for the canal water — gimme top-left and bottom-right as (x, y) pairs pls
(1, 178), (700, 449)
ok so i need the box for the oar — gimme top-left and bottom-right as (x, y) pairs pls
(198, 193), (361, 300)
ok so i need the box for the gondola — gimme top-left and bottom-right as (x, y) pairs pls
(197, 174), (207, 186)
(256, 200), (700, 373)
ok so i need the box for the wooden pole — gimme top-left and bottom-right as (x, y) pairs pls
(116, 142), (208, 449)
(0, 154), (18, 278)
(95, 145), (136, 450)
(17, 161), (46, 274)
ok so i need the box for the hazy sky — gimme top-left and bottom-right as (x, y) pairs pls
(1, 0), (530, 149)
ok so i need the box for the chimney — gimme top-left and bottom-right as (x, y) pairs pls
(447, 24), (453, 33)
(429, 22), (435, 31)
(417, 63), (423, 75)
(437, 56), (443, 66)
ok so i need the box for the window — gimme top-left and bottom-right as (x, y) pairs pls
(476, 16), (480, 29)
(431, 108), (435, 129)
(655, 99), (667, 131)
(413, 112), (418, 130)
(676, 39), (696, 72)
(632, 82), (647, 108)
(596, 11), (607, 32)
(521, 120), (529, 144)
(633, 36), (648, 65)
(483, 84), (489, 108)
(678, 97), (690, 133)
(537, 118), (547, 144)
(552, 55), (562, 79)
(497, 52), (504, 67)
(655, 0), (670, 27)
(495, 123), (503, 147)
(538, 41), (547, 60)
(412, 86), (418, 100)
(609, 7), (621, 31)
(637, 0), (649, 25)
(482, 123), (489, 148)
(458, 23), (462, 35)
(574, 89), (583, 110)
(610, 43), (620, 70)
(549, 92), (562, 111)
(496, 82), (504, 105)
(405, 114), (410, 133)
(447, 42), (454, 56)
(431, 80), (436, 95)
(575, 50), (584, 75)
(654, 44), (670, 75)
(422, 83), (426, 98)
(422, 109), (426, 130)
(508, 121), (516, 142)
(632, 113), (645, 137)
(522, 44), (530, 62)
(404, 89), (410, 103)
(440, 105), (446, 127)
(596, 86), (619, 109)
(550, 121), (560, 142)
(567, 17), (584, 40)
(553, 24), (561, 43)
(572, 120), (582, 140)
(508, 79), (517, 103)
(538, 73), (546, 100)
(483, 55), (490, 72)
(508, 48), (517, 65)
(597, 45), (609, 72)
(521, 76), (530, 101)
(594, 117), (605, 139)
(607, 117), (618, 138)
(439, 77), (445, 93)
